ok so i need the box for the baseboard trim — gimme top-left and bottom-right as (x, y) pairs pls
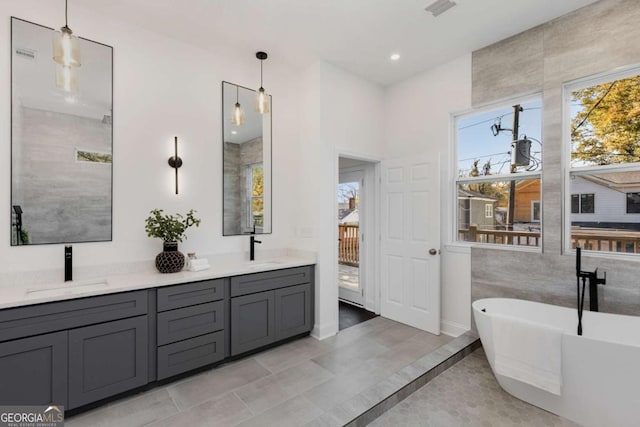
(311, 321), (338, 340)
(441, 319), (469, 337)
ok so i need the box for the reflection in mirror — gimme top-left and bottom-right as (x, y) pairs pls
(11, 17), (113, 246)
(222, 81), (272, 236)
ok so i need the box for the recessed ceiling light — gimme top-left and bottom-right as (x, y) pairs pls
(231, 130), (237, 135)
(390, 53), (400, 61)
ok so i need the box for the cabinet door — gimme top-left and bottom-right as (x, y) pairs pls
(231, 292), (275, 356)
(275, 284), (312, 341)
(68, 316), (148, 409)
(0, 331), (67, 407)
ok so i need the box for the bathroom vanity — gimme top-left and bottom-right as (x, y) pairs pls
(0, 261), (314, 412)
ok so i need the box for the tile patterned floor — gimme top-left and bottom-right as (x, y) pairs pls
(370, 348), (577, 427)
(65, 316), (452, 427)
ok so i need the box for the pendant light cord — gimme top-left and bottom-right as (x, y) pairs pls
(236, 86), (239, 103)
(260, 60), (263, 87)
(65, 0), (69, 28)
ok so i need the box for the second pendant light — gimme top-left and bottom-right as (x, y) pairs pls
(255, 51), (270, 114)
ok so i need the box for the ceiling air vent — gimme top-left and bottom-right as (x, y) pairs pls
(15, 47), (37, 60)
(425, 0), (457, 17)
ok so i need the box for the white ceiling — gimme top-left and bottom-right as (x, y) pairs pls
(79, 0), (599, 86)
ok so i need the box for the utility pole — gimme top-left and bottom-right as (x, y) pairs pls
(507, 104), (523, 232)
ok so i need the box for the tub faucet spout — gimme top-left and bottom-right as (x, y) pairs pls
(588, 268), (606, 312)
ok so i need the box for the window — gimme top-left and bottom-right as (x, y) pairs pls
(484, 204), (493, 218)
(571, 195), (579, 214)
(565, 68), (640, 254)
(246, 163), (264, 229)
(571, 193), (595, 214)
(455, 96), (542, 248)
(627, 193), (640, 213)
(531, 201), (540, 222)
(580, 194), (594, 213)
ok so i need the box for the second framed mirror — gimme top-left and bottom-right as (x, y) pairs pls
(222, 81), (272, 236)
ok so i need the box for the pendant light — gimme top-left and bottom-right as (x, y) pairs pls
(231, 85), (245, 126)
(55, 63), (78, 93)
(53, 0), (81, 68)
(255, 52), (270, 114)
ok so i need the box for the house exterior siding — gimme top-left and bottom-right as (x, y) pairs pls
(571, 176), (640, 224)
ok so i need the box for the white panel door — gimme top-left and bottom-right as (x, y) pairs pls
(381, 154), (440, 333)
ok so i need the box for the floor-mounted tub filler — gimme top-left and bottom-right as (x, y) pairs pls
(473, 298), (640, 427)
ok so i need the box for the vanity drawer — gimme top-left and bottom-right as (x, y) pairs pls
(230, 266), (312, 297)
(0, 291), (148, 343)
(157, 331), (225, 380)
(157, 279), (225, 312)
(157, 301), (224, 346)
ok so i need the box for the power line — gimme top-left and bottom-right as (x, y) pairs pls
(571, 81), (617, 135)
(459, 151), (510, 162)
(458, 115), (505, 130)
(458, 107), (541, 131)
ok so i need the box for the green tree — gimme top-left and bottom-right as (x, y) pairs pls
(571, 74), (640, 165)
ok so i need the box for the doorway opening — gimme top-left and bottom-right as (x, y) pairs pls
(337, 156), (378, 330)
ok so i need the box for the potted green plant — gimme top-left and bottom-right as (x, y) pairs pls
(145, 209), (201, 273)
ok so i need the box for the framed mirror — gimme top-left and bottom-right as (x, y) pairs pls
(222, 81), (272, 236)
(11, 17), (113, 246)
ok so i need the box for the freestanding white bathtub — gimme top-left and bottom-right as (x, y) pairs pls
(473, 298), (640, 427)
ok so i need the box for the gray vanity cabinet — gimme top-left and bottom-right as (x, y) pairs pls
(230, 266), (314, 356)
(0, 331), (68, 407)
(231, 291), (276, 355)
(275, 283), (312, 341)
(0, 290), (148, 410)
(68, 316), (148, 409)
(156, 279), (227, 380)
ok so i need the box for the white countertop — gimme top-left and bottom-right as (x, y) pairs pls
(0, 251), (316, 310)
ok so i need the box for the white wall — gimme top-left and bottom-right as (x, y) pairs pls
(2, 2), (471, 338)
(0, 1), (301, 273)
(385, 54), (473, 336)
(296, 61), (385, 339)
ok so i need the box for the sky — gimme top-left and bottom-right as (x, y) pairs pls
(457, 98), (543, 178)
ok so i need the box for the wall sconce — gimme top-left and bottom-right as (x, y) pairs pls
(168, 136), (183, 194)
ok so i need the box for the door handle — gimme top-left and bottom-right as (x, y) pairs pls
(429, 248), (438, 256)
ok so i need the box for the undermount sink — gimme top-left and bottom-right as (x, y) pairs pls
(246, 260), (283, 269)
(25, 280), (109, 299)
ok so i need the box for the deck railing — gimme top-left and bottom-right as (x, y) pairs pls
(458, 225), (540, 246)
(338, 224), (359, 266)
(458, 225), (640, 253)
(571, 228), (640, 253)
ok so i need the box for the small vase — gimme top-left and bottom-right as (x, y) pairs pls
(155, 242), (185, 273)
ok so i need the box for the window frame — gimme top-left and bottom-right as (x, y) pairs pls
(562, 65), (640, 256)
(484, 203), (493, 218)
(452, 94), (543, 251)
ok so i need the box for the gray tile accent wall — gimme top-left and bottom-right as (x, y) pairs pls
(223, 142), (241, 235)
(472, 24), (544, 105)
(471, 0), (640, 317)
(12, 107), (112, 244)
